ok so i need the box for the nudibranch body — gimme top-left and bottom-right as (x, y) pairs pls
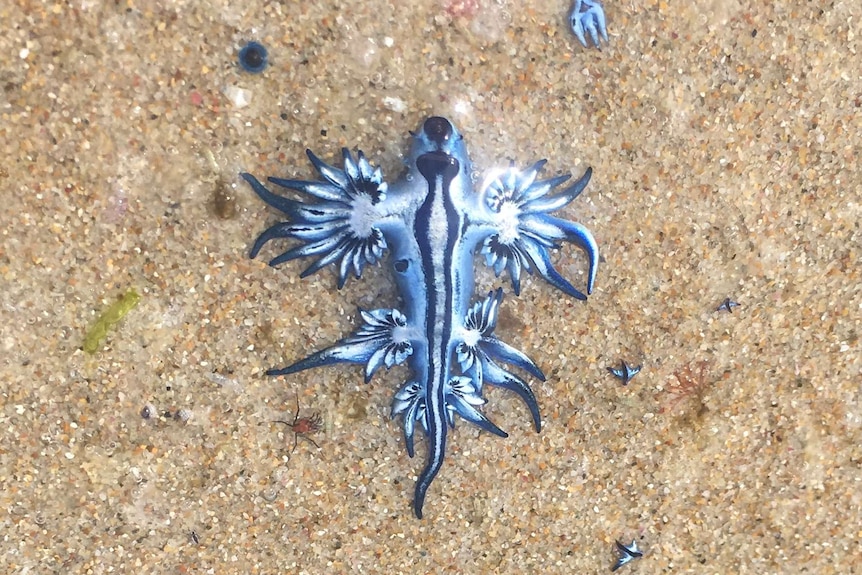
(242, 117), (599, 518)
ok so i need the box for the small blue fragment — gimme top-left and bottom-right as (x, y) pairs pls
(611, 539), (643, 572)
(569, 0), (609, 48)
(239, 41), (268, 73)
(608, 361), (641, 386)
(716, 297), (741, 313)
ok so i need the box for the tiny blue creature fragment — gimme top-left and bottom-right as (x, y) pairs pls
(716, 297), (741, 313)
(238, 41), (268, 73)
(569, 0), (609, 48)
(608, 361), (641, 385)
(612, 539), (643, 572)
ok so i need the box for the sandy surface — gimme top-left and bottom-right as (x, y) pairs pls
(1, 1), (860, 573)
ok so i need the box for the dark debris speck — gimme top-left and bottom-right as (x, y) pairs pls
(211, 180), (238, 220)
(238, 41), (268, 74)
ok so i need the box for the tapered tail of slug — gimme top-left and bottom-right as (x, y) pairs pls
(413, 419), (447, 519)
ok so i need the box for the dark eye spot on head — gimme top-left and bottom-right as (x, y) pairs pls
(394, 259), (409, 273)
(423, 117), (452, 145)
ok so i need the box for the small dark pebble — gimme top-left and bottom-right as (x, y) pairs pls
(175, 408), (192, 422)
(238, 41), (268, 73)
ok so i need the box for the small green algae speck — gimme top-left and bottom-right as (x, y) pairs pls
(83, 289), (141, 353)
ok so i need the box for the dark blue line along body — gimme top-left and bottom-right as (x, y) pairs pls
(413, 148), (461, 518)
(242, 117), (599, 518)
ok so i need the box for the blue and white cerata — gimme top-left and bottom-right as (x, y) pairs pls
(242, 117), (599, 518)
